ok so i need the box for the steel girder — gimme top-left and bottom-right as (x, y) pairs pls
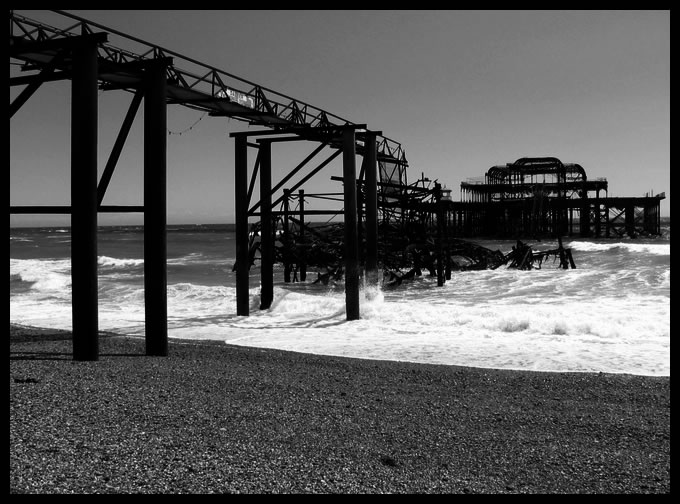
(10, 9), (408, 174)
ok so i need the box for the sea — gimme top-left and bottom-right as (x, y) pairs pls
(10, 223), (670, 377)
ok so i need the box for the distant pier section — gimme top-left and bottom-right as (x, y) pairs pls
(455, 156), (664, 238)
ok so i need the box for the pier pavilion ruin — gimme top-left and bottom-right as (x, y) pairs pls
(456, 157), (665, 239)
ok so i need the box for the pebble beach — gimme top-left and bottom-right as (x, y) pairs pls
(9, 323), (670, 494)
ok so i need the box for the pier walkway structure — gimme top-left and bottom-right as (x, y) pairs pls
(9, 10), (410, 360)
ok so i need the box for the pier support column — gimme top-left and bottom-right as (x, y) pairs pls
(71, 38), (99, 361)
(643, 204), (656, 235)
(283, 189), (292, 283)
(259, 140), (274, 310)
(343, 128), (360, 320)
(595, 190), (602, 237)
(235, 135), (250, 316)
(144, 59), (169, 356)
(435, 183), (445, 287)
(580, 195), (590, 238)
(299, 189), (307, 282)
(625, 205), (636, 238)
(364, 131), (379, 288)
(605, 205), (611, 238)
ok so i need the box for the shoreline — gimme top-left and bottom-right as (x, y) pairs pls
(10, 324), (670, 494)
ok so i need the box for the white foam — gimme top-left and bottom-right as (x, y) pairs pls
(10, 258), (72, 293)
(98, 256), (145, 268)
(9, 253), (670, 376)
(568, 241), (670, 256)
(167, 252), (205, 265)
(154, 283), (669, 376)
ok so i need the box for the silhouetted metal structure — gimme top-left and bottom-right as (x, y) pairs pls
(10, 11), (176, 359)
(457, 157), (664, 239)
(10, 11), (667, 361)
(9, 10), (405, 357)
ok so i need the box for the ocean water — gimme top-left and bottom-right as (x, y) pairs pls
(10, 224), (670, 376)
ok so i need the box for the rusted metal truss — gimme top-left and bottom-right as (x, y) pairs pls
(9, 9), (407, 173)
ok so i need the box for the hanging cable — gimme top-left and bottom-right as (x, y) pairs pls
(167, 111), (207, 136)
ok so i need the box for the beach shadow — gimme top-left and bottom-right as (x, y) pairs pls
(9, 351), (151, 361)
(9, 332), (73, 343)
(9, 325), (150, 360)
(9, 352), (72, 361)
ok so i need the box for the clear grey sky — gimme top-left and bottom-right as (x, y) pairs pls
(10, 10), (670, 226)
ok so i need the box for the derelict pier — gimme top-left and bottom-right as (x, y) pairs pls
(9, 10), (666, 362)
(456, 156), (664, 239)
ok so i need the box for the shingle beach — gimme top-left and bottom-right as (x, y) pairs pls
(10, 324), (670, 494)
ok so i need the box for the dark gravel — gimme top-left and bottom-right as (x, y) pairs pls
(10, 324), (670, 494)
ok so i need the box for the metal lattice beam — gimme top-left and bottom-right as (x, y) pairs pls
(9, 10), (408, 173)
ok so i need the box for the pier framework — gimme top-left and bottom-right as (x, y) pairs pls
(457, 157), (664, 239)
(10, 11), (666, 361)
(9, 10), (407, 358)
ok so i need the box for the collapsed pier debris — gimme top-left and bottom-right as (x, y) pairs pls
(233, 155), (665, 292)
(500, 238), (576, 271)
(238, 219), (577, 289)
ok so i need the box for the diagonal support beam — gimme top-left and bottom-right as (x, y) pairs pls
(97, 89), (144, 205)
(268, 148), (342, 212)
(10, 49), (68, 119)
(248, 142), (328, 214)
(246, 148), (261, 209)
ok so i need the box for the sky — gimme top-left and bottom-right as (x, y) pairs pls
(10, 9), (670, 227)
